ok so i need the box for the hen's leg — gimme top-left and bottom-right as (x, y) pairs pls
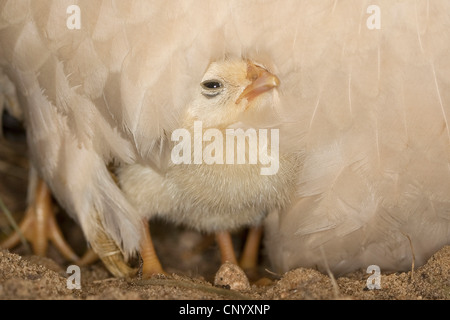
(1, 179), (79, 262)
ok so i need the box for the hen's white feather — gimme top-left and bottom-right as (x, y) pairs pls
(0, 0), (449, 272)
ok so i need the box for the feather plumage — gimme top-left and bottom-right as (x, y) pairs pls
(0, 0), (449, 274)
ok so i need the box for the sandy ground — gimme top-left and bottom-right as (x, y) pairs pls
(0, 118), (449, 300)
(0, 245), (449, 300)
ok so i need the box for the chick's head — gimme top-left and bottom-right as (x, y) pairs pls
(184, 59), (280, 129)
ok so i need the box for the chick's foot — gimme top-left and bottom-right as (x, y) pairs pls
(140, 221), (166, 278)
(216, 227), (263, 283)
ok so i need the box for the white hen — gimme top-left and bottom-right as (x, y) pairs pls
(263, 1), (450, 275)
(0, 0), (449, 277)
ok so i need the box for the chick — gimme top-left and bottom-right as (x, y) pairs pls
(118, 59), (301, 275)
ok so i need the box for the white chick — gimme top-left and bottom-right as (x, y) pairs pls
(118, 59), (301, 275)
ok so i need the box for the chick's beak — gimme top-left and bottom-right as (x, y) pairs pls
(236, 63), (280, 105)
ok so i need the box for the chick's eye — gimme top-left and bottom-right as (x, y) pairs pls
(202, 80), (222, 89)
(201, 80), (224, 97)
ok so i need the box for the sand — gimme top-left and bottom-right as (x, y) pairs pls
(0, 241), (449, 300)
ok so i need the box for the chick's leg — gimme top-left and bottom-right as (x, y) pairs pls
(216, 231), (238, 264)
(239, 226), (263, 270)
(1, 178), (79, 262)
(140, 220), (165, 277)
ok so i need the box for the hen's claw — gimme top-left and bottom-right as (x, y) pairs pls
(1, 179), (79, 262)
(89, 223), (136, 278)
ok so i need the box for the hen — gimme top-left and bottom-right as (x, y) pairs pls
(1, 0), (450, 279)
(263, 1), (450, 275)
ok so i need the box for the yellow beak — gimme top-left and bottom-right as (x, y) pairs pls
(236, 62), (280, 105)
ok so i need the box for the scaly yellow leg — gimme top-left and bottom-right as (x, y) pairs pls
(215, 231), (238, 265)
(140, 220), (165, 278)
(239, 226), (263, 270)
(1, 179), (79, 262)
